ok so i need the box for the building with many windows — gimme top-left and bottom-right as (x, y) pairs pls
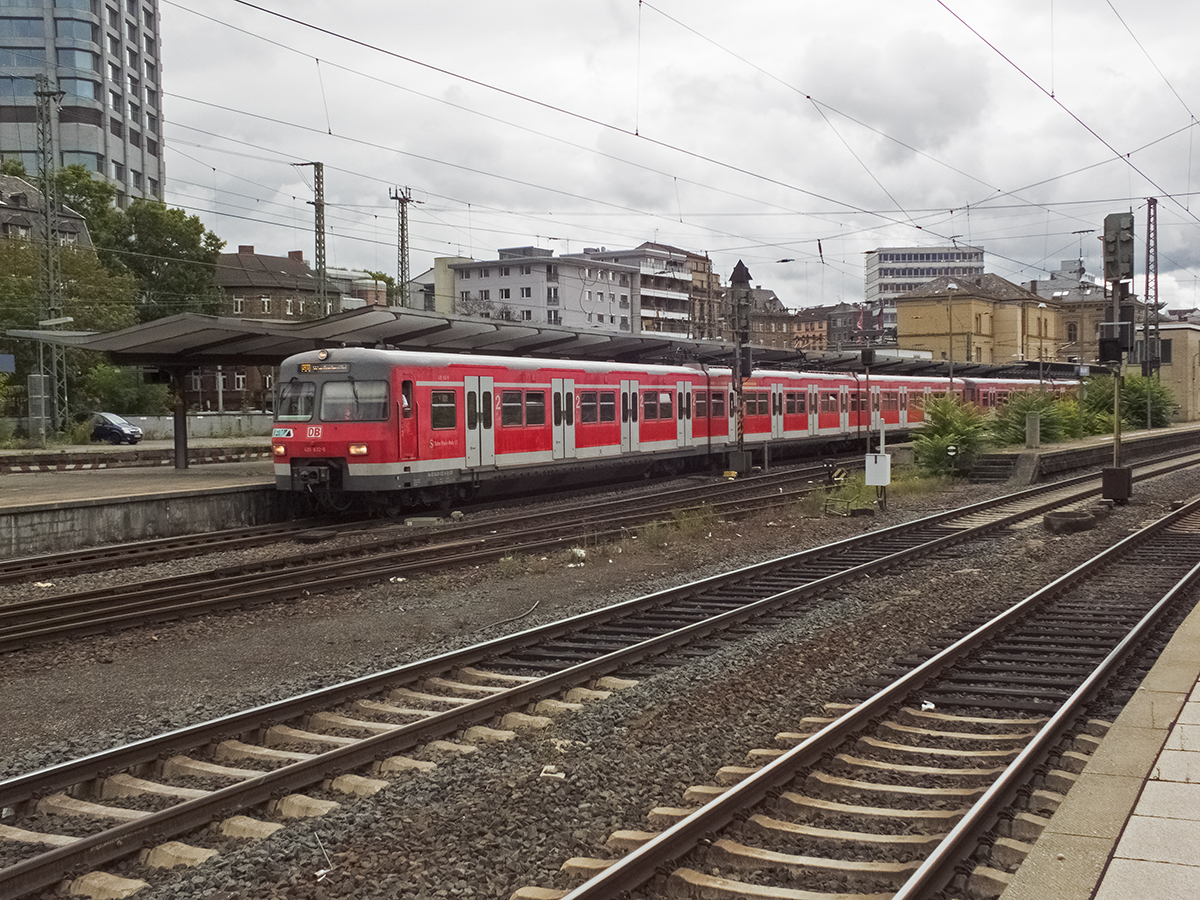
(572, 243), (692, 337)
(1, 0), (164, 204)
(865, 245), (986, 303)
(896, 274), (1063, 369)
(450, 247), (638, 333)
(1023, 258), (1109, 364)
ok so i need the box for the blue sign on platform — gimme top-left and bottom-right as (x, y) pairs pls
(0, 354), (14, 374)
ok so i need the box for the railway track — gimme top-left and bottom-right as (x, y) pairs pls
(1, 461), (1197, 897)
(0, 459), (846, 589)
(543, 500), (1200, 900)
(0, 461), (854, 652)
(1, 450), (1195, 655)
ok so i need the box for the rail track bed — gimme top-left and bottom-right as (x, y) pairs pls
(0, 457), (858, 586)
(3, 451), (1196, 655)
(2, 460), (1199, 898)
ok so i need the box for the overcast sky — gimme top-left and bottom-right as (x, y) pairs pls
(158, 0), (1200, 311)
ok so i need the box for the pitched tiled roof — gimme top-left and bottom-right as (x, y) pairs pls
(215, 251), (318, 292)
(899, 273), (1041, 302)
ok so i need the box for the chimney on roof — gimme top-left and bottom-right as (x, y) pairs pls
(288, 250), (304, 261)
(238, 245), (254, 254)
(1030, 279), (1038, 295)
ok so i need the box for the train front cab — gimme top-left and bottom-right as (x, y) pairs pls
(273, 353), (406, 506)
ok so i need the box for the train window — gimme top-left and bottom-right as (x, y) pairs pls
(658, 391), (674, 420)
(402, 380), (414, 418)
(840, 392), (848, 413)
(599, 391), (616, 422)
(277, 380), (315, 421)
(526, 391), (546, 426)
(482, 391), (493, 428)
(622, 391), (629, 423)
(553, 391), (563, 427)
(320, 380), (389, 421)
(785, 392), (796, 415)
(712, 391), (725, 418)
(696, 391), (708, 419)
(797, 392), (806, 415)
(580, 391), (598, 424)
(643, 391), (658, 420)
(819, 393), (834, 413)
(501, 390), (523, 426)
(850, 393), (859, 413)
(677, 391), (684, 420)
(565, 391), (574, 426)
(430, 390), (457, 429)
(899, 392), (907, 410)
(467, 391), (478, 430)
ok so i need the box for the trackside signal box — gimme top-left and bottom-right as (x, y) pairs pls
(865, 453), (891, 486)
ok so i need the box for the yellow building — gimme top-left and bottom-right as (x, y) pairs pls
(896, 274), (1064, 369)
(1156, 322), (1200, 421)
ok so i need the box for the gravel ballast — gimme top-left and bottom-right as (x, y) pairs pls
(4, 469), (1199, 899)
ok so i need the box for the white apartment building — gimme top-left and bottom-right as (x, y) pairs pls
(450, 247), (638, 333)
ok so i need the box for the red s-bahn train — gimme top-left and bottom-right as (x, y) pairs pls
(271, 347), (1071, 512)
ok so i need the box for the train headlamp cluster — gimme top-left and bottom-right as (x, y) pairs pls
(273, 444), (286, 456)
(348, 443), (369, 456)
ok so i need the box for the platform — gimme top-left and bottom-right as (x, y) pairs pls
(1001, 587), (1200, 900)
(0, 439), (281, 558)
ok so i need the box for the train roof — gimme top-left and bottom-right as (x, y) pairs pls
(280, 347), (1076, 387)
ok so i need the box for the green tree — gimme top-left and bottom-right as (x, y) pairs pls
(55, 164), (119, 245)
(100, 200), (225, 322)
(76, 362), (171, 415)
(0, 239), (139, 416)
(0, 157), (27, 176)
(364, 270), (397, 303)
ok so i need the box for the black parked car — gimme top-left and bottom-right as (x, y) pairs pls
(91, 412), (143, 445)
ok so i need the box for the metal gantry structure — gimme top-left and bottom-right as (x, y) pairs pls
(34, 73), (68, 433)
(294, 162), (327, 314)
(390, 186), (417, 303)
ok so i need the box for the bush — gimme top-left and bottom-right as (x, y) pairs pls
(913, 395), (989, 476)
(990, 392), (1070, 445)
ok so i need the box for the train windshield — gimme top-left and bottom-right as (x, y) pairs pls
(320, 380), (390, 421)
(277, 381), (315, 421)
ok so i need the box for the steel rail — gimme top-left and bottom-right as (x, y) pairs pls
(2, 472), (1197, 896)
(556, 496), (1200, 899)
(4, 455), (1195, 804)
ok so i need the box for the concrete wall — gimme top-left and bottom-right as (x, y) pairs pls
(0, 485), (291, 559)
(5, 413), (274, 442)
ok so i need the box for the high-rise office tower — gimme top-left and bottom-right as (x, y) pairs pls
(1, 0), (164, 204)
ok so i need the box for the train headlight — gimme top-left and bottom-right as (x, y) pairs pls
(348, 443), (369, 456)
(273, 444), (287, 456)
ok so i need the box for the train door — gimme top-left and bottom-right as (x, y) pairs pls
(870, 385), (881, 432)
(398, 377), (417, 460)
(808, 385), (819, 434)
(675, 379), (692, 447)
(621, 379), (640, 453)
(898, 387), (909, 428)
(839, 384), (850, 433)
(464, 375), (495, 467)
(552, 377), (576, 460)
(771, 383), (784, 438)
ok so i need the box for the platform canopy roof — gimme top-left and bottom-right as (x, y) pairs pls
(8, 305), (1071, 378)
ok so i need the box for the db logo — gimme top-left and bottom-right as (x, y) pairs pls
(307, 426), (322, 438)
